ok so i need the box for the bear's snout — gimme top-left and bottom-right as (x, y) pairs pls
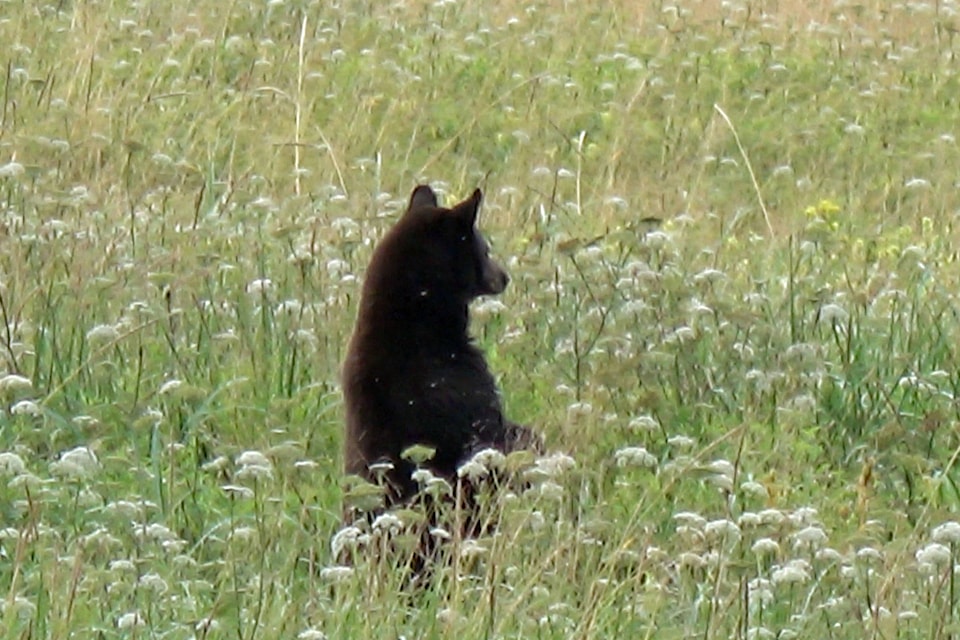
(482, 261), (509, 295)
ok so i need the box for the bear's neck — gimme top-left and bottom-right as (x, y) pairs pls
(356, 290), (472, 352)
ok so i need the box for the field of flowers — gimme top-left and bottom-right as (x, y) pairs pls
(3, 1), (960, 638)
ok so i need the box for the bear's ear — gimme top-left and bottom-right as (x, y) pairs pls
(407, 185), (438, 214)
(451, 188), (482, 226)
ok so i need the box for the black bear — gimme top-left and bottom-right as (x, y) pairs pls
(342, 184), (542, 512)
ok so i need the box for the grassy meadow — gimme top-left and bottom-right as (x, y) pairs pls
(4, 0), (960, 637)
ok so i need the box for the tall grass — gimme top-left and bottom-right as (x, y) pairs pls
(3, 0), (960, 637)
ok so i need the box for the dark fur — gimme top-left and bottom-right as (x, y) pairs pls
(342, 185), (542, 512)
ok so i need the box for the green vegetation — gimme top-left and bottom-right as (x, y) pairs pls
(3, 0), (960, 637)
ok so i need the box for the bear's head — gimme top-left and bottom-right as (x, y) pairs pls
(363, 185), (509, 309)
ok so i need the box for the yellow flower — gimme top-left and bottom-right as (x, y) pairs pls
(817, 199), (840, 218)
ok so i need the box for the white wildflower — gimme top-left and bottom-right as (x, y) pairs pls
(678, 552), (706, 569)
(457, 459), (489, 481)
(137, 408), (164, 428)
(116, 612), (144, 629)
(693, 268), (726, 284)
(643, 230), (671, 250)
(676, 525), (704, 543)
(739, 512), (761, 528)
(109, 559), (136, 572)
(247, 278), (273, 294)
(747, 627), (775, 640)
(275, 299), (302, 315)
(533, 452), (576, 477)
(319, 565), (354, 583)
(732, 342), (755, 360)
(751, 538), (780, 556)
(103, 500), (143, 520)
(667, 434), (696, 448)
(710, 461), (738, 481)
(7, 472), (40, 489)
(614, 446), (657, 469)
(330, 526), (367, 557)
(786, 394), (817, 412)
(325, 259), (349, 277)
(747, 578), (773, 605)
(534, 481), (564, 500)
(665, 326), (696, 344)
(371, 513), (402, 534)
(298, 629), (327, 640)
(201, 455), (229, 473)
(740, 481), (768, 498)
(172, 554), (195, 568)
(706, 472), (734, 492)
(10, 400), (40, 416)
(0, 452), (25, 476)
(411, 468), (436, 484)
(526, 511), (545, 532)
(50, 446), (100, 479)
(855, 547), (882, 563)
(932, 521), (960, 544)
(367, 460), (394, 475)
(784, 342), (818, 362)
(758, 509), (786, 525)
(138, 573), (168, 594)
(236, 464), (273, 481)
(236, 450), (270, 468)
(460, 539), (488, 559)
(436, 608), (460, 624)
(818, 303), (849, 325)
(158, 379), (183, 395)
(466, 447), (506, 472)
(474, 299), (506, 317)
(772, 559), (810, 586)
(793, 525), (828, 550)
(86, 324), (120, 342)
(222, 484), (255, 499)
(704, 519), (741, 543)
(331, 217), (359, 235)
(0, 374), (32, 393)
(627, 414), (659, 432)
(916, 543), (952, 567)
(816, 548), (842, 563)
(229, 526), (256, 543)
(430, 526), (452, 540)
(673, 512), (707, 529)
(136, 522), (178, 542)
(0, 162), (25, 178)
(196, 618), (220, 633)
(235, 450), (273, 481)
(1, 595), (35, 619)
(789, 506), (819, 526)
(567, 401), (593, 418)
(425, 476), (453, 496)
